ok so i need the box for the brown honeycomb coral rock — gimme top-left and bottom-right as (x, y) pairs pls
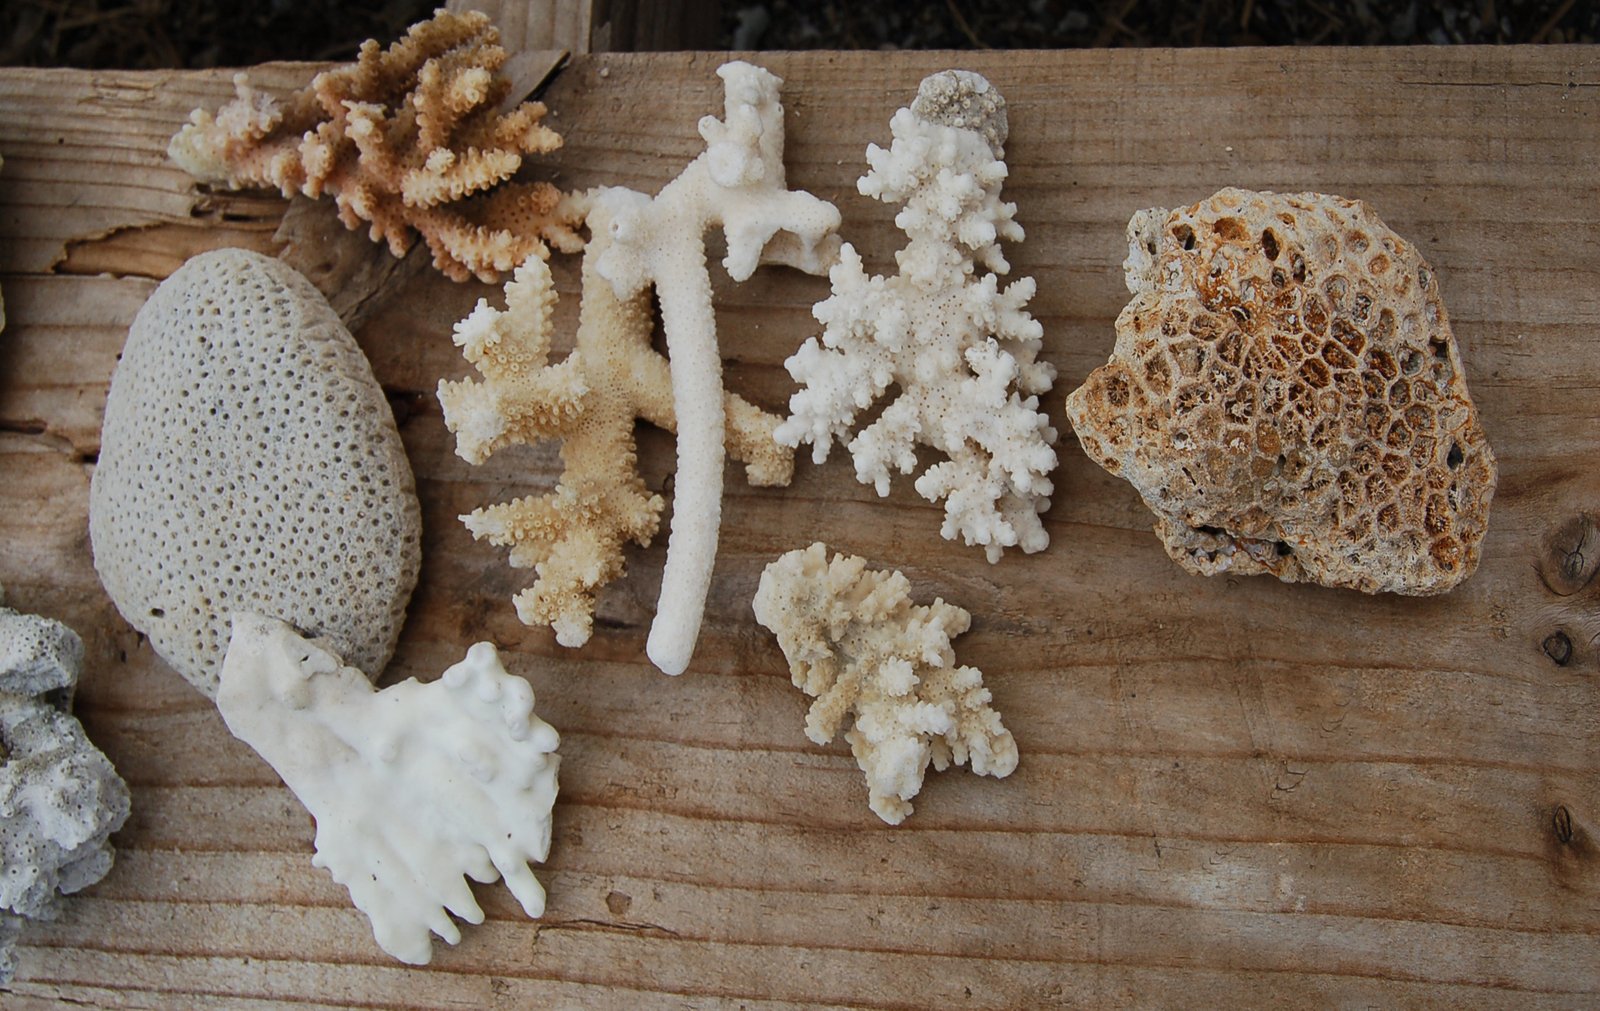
(1065, 188), (1496, 595)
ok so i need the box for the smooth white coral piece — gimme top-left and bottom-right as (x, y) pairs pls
(217, 614), (560, 965)
(752, 542), (1017, 825)
(589, 61), (841, 677)
(0, 605), (130, 983)
(776, 70), (1058, 562)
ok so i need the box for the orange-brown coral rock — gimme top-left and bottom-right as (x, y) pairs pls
(1065, 188), (1496, 595)
(169, 9), (580, 281)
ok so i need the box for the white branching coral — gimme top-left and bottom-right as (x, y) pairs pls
(438, 208), (793, 648)
(0, 601), (130, 983)
(592, 61), (841, 676)
(752, 542), (1018, 825)
(776, 70), (1058, 562)
(217, 613), (560, 966)
(168, 9), (581, 281)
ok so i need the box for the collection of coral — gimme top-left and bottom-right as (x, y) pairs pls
(2, 6), (1499, 978)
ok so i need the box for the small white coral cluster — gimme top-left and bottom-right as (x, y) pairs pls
(441, 61), (840, 676)
(218, 614), (560, 966)
(753, 543), (1017, 825)
(0, 599), (130, 983)
(777, 70), (1058, 562)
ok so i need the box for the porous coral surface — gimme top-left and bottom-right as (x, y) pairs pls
(776, 71), (1057, 562)
(0, 603), (130, 983)
(169, 9), (580, 281)
(752, 542), (1017, 825)
(90, 249), (421, 696)
(218, 614), (560, 966)
(1066, 188), (1496, 594)
(438, 208), (792, 648)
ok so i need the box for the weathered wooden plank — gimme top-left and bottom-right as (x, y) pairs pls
(0, 44), (1597, 1008)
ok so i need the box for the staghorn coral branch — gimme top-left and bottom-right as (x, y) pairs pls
(590, 61), (840, 676)
(169, 9), (577, 282)
(439, 199), (797, 650)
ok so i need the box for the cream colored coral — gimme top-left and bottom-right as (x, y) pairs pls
(169, 9), (580, 282)
(775, 71), (1057, 562)
(585, 60), (839, 675)
(752, 542), (1017, 825)
(438, 195), (793, 649)
(217, 613), (560, 966)
(1065, 188), (1496, 594)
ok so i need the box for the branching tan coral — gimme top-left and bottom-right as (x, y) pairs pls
(438, 198), (792, 648)
(169, 9), (581, 281)
(752, 542), (1018, 825)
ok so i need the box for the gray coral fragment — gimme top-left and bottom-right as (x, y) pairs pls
(0, 604), (130, 983)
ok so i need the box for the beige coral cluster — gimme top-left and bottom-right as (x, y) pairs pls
(753, 543), (1018, 825)
(1066, 188), (1496, 594)
(169, 9), (580, 281)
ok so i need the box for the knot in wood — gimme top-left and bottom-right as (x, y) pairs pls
(1554, 804), (1575, 846)
(1542, 630), (1573, 666)
(1538, 513), (1599, 596)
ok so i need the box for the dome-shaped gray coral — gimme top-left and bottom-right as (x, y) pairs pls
(89, 248), (422, 696)
(0, 605), (130, 984)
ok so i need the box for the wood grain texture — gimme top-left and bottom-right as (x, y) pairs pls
(1, 45), (1598, 1008)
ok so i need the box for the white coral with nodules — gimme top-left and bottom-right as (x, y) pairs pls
(217, 613), (560, 966)
(776, 70), (1058, 562)
(752, 542), (1017, 825)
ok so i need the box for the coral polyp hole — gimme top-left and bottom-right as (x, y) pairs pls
(1446, 442), (1464, 469)
(1212, 217), (1247, 241)
(149, 608), (165, 618)
(1173, 224), (1196, 251)
(1261, 229), (1280, 261)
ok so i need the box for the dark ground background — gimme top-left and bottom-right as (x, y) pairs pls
(0, 0), (1594, 68)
